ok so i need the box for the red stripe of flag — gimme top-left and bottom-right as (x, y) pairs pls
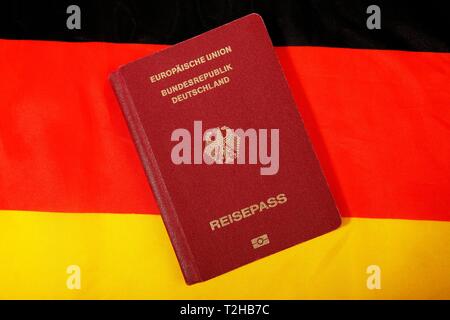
(0, 40), (449, 220)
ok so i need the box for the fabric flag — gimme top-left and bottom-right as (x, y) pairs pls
(0, 0), (449, 299)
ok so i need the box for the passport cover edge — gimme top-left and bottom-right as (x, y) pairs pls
(110, 70), (202, 284)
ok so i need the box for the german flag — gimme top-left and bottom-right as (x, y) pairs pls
(0, 0), (449, 299)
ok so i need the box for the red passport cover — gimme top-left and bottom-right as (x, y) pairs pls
(110, 14), (341, 284)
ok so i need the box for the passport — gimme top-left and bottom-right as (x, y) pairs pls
(110, 14), (341, 284)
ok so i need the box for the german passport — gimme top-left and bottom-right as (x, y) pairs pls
(110, 14), (341, 284)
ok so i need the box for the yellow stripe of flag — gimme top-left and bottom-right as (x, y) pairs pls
(0, 210), (449, 299)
